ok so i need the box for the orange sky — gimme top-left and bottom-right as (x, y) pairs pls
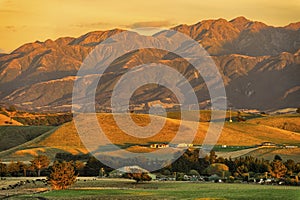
(0, 0), (299, 53)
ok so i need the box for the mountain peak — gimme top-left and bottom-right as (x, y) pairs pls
(230, 16), (251, 31)
(284, 22), (300, 30)
(69, 28), (124, 46)
(230, 16), (250, 23)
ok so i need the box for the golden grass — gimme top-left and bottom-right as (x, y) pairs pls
(14, 147), (46, 157)
(215, 122), (300, 145)
(0, 114), (23, 125)
(1, 113), (300, 161)
(33, 113), (300, 149)
(97, 114), (181, 144)
(248, 114), (300, 133)
(38, 122), (86, 149)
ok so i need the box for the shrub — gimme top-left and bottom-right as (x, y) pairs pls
(162, 169), (171, 176)
(188, 169), (200, 177)
(176, 172), (185, 181)
(124, 172), (152, 183)
(205, 163), (229, 177)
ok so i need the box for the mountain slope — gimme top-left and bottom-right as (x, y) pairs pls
(172, 16), (300, 56)
(0, 17), (299, 111)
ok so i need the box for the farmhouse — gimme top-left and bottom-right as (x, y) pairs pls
(150, 143), (169, 149)
(284, 145), (298, 149)
(177, 143), (194, 148)
(260, 142), (276, 147)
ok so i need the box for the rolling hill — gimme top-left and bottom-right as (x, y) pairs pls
(247, 114), (300, 133)
(0, 113), (299, 162)
(242, 147), (300, 162)
(0, 125), (54, 151)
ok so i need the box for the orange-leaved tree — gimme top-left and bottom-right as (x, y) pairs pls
(30, 155), (50, 177)
(48, 161), (77, 190)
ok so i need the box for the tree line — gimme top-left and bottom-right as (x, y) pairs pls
(1, 150), (300, 190)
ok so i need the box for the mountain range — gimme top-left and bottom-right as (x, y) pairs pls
(0, 16), (299, 112)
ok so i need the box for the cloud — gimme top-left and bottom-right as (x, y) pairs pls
(124, 20), (175, 29)
(5, 25), (16, 32)
(72, 22), (110, 29)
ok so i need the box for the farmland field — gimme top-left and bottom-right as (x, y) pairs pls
(3, 178), (299, 200)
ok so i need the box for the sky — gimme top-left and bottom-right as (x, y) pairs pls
(0, 0), (299, 53)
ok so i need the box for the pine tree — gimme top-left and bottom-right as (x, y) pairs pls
(48, 161), (77, 190)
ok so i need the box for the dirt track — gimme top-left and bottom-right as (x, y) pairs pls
(215, 147), (260, 159)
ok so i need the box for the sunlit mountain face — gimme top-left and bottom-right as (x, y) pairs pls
(0, 17), (299, 112)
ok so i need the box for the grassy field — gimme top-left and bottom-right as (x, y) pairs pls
(212, 145), (254, 152)
(6, 179), (299, 200)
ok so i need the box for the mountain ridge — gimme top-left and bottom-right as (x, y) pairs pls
(0, 17), (299, 111)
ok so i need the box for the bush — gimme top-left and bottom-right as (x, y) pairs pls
(124, 172), (152, 183)
(176, 172), (185, 181)
(205, 163), (229, 177)
(188, 169), (200, 177)
(228, 176), (235, 183)
(162, 169), (171, 176)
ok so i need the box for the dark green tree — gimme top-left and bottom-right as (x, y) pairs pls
(84, 156), (109, 176)
(0, 162), (7, 177)
(274, 155), (282, 161)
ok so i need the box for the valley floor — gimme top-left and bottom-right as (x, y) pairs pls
(1, 178), (299, 200)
